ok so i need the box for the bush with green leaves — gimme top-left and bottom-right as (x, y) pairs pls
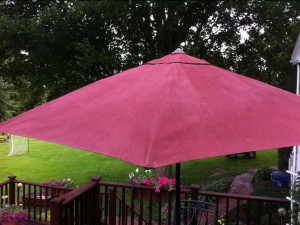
(255, 167), (272, 181)
(204, 179), (230, 193)
(291, 172), (300, 224)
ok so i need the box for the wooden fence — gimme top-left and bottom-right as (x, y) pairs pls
(0, 176), (291, 225)
(98, 182), (290, 225)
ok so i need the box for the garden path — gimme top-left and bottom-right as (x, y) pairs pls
(229, 168), (258, 195)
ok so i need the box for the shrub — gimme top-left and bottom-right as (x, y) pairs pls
(0, 204), (28, 225)
(255, 167), (272, 181)
(290, 172), (300, 223)
(204, 179), (230, 193)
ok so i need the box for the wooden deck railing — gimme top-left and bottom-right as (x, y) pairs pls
(0, 176), (291, 225)
(50, 176), (101, 225)
(98, 181), (177, 225)
(0, 178), (10, 206)
(0, 176), (74, 224)
(98, 182), (290, 225)
(192, 190), (290, 225)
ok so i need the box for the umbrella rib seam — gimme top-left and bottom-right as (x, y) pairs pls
(146, 62), (210, 66)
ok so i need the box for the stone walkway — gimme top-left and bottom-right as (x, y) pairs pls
(229, 168), (258, 195)
(204, 169), (258, 225)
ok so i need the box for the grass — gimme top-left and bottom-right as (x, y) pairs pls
(0, 139), (137, 185)
(0, 139), (278, 188)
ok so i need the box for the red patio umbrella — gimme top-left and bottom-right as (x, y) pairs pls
(1, 50), (300, 167)
(1, 49), (300, 224)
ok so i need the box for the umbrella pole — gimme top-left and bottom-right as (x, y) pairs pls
(297, 64), (300, 95)
(175, 163), (181, 225)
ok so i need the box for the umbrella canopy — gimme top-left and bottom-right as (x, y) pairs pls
(1, 50), (300, 168)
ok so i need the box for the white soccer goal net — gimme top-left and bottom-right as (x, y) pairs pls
(8, 135), (29, 156)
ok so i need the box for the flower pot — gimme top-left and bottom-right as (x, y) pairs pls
(132, 188), (173, 202)
(3, 222), (18, 225)
(2, 219), (26, 225)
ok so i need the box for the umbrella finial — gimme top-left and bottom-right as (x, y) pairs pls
(291, 32), (300, 65)
(172, 48), (185, 54)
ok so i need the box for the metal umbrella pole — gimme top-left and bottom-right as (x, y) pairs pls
(175, 163), (181, 225)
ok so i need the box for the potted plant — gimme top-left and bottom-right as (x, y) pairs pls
(42, 177), (75, 196)
(43, 177), (75, 188)
(0, 204), (28, 225)
(291, 172), (300, 224)
(23, 178), (75, 207)
(129, 168), (176, 201)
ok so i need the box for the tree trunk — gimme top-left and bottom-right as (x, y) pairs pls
(156, 165), (172, 177)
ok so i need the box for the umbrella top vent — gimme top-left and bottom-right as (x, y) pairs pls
(172, 48), (185, 54)
(291, 32), (300, 65)
(147, 49), (209, 65)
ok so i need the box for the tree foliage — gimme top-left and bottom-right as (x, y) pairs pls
(0, 77), (16, 122)
(0, 0), (299, 175)
(1, 1), (299, 111)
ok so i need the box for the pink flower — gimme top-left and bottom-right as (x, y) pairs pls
(0, 204), (28, 225)
(168, 178), (176, 190)
(157, 176), (170, 189)
(128, 168), (177, 191)
(141, 178), (152, 186)
(168, 178), (176, 185)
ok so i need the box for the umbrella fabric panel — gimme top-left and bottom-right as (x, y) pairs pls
(147, 51), (210, 65)
(1, 53), (300, 168)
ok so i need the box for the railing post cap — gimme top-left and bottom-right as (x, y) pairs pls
(50, 196), (65, 204)
(190, 184), (200, 190)
(8, 175), (17, 180)
(91, 176), (101, 182)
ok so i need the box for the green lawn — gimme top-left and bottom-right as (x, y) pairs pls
(0, 139), (278, 187)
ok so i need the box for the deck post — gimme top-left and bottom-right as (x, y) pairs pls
(89, 176), (101, 225)
(109, 188), (117, 225)
(50, 196), (65, 225)
(8, 175), (16, 204)
(190, 184), (200, 225)
(190, 184), (200, 200)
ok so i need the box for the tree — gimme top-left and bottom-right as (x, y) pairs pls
(0, 0), (300, 176)
(0, 78), (17, 122)
(186, 1), (300, 92)
(1, 1), (300, 104)
(233, 1), (300, 92)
